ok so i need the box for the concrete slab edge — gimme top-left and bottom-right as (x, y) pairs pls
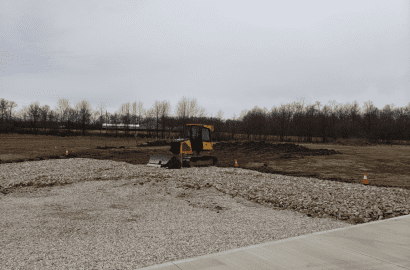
(137, 214), (410, 269)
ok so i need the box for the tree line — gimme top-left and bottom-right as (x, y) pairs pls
(0, 97), (223, 138)
(232, 99), (410, 144)
(1, 97), (409, 144)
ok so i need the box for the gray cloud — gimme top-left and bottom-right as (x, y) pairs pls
(1, 0), (409, 118)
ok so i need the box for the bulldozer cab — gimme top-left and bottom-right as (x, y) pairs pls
(185, 125), (212, 142)
(186, 125), (212, 154)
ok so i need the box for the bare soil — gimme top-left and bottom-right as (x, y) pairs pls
(1, 135), (409, 191)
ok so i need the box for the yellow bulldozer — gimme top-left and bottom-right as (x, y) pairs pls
(147, 124), (218, 168)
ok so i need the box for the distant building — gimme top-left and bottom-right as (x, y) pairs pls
(102, 123), (140, 129)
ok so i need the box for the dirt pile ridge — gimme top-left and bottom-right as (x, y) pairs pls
(214, 141), (341, 157)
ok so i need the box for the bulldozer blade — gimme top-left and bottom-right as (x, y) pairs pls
(147, 154), (174, 168)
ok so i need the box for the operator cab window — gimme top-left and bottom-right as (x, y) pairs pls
(192, 127), (199, 138)
(188, 126), (201, 139)
(202, 128), (210, 142)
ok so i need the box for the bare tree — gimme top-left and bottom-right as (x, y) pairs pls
(66, 107), (77, 131)
(110, 112), (120, 137)
(16, 106), (30, 123)
(0, 98), (9, 121)
(188, 98), (200, 120)
(348, 101), (361, 138)
(291, 98), (305, 142)
(150, 101), (164, 137)
(103, 110), (112, 134)
(130, 101), (145, 128)
(48, 109), (57, 132)
(144, 100), (172, 139)
(228, 113), (238, 140)
(75, 100), (92, 135)
(380, 104), (395, 144)
(56, 98), (71, 131)
(40, 105), (50, 131)
(144, 107), (156, 137)
(95, 101), (107, 133)
(119, 103), (130, 121)
(153, 100), (161, 139)
(313, 101), (329, 142)
(268, 106), (279, 138)
(132, 101), (137, 125)
(327, 100), (337, 112)
(91, 109), (102, 126)
(118, 102), (131, 135)
(243, 106), (269, 142)
(321, 104), (332, 142)
(305, 104), (319, 142)
(216, 110), (224, 121)
(28, 102), (41, 134)
(325, 100), (339, 140)
(363, 100), (379, 141)
(175, 96), (189, 120)
(332, 102), (344, 138)
(278, 104), (294, 142)
(131, 101), (144, 136)
(238, 109), (249, 121)
(136, 102), (145, 125)
(159, 101), (171, 139)
(175, 97), (187, 135)
(175, 97), (204, 133)
(7, 101), (17, 120)
(198, 107), (207, 118)
(402, 103), (410, 140)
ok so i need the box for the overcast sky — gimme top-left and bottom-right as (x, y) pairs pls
(1, 0), (409, 119)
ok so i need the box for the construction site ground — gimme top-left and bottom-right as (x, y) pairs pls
(1, 134), (409, 191)
(1, 134), (410, 268)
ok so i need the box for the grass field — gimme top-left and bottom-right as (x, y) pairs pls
(1, 134), (409, 190)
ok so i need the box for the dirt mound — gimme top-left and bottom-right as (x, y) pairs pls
(214, 141), (341, 157)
